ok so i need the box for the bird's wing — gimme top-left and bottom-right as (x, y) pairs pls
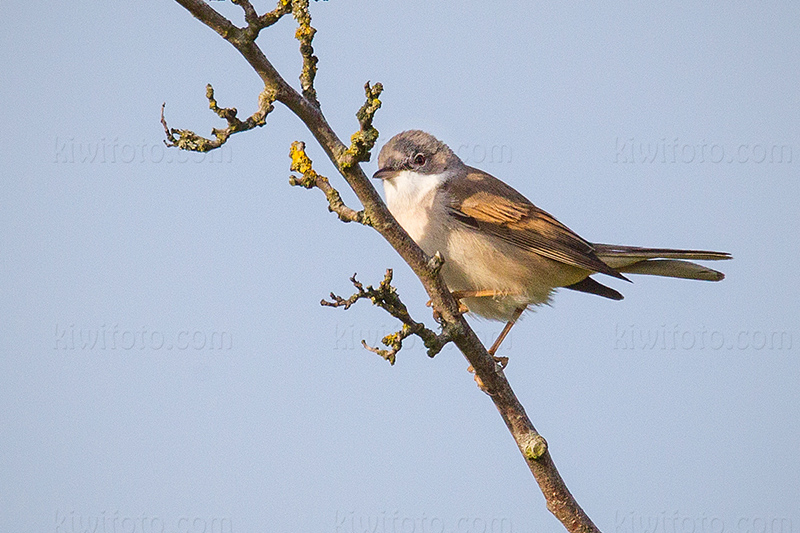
(442, 168), (627, 280)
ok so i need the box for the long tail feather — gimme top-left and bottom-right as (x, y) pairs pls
(616, 259), (725, 281)
(594, 244), (731, 263)
(593, 244), (731, 282)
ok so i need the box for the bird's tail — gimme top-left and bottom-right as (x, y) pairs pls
(593, 244), (732, 281)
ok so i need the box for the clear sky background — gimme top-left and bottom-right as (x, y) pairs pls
(2, 2), (798, 532)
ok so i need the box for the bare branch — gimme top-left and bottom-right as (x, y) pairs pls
(233, 0), (292, 41)
(161, 85), (275, 151)
(289, 141), (368, 224)
(173, 0), (240, 41)
(322, 270), (454, 364)
(257, 0), (293, 30)
(231, 0), (258, 26)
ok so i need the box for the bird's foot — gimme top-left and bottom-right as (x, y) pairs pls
(427, 298), (470, 318)
(467, 356), (509, 391)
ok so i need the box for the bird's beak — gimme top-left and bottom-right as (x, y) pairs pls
(372, 168), (397, 180)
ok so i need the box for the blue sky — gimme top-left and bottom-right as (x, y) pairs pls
(2, 1), (798, 532)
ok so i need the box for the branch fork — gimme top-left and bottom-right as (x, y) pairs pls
(288, 141), (367, 224)
(321, 270), (454, 364)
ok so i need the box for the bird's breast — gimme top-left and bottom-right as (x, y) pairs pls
(383, 171), (449, 246)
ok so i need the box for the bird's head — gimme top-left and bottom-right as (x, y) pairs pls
(373, 130), (463, 185)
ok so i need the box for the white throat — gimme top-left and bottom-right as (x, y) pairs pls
(382, 170), (449, 243)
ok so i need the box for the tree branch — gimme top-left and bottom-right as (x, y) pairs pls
(231, 0), (293, 42)
(291, 0), (319, 106)
(166, 2), (601, 531)
(342, 82), (383, 168)
(161, 84), (275, 151)
(321, 270), (454, 364)
(288, 141), (367, 224)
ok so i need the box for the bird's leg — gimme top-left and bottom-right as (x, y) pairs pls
(450, 289), (505, 299)
(467, 305), (526, 384)
(430, 291), (522, 368)
(486, 305), (526, 368)
(427, 289), (505, 315)
(450, 290), (507, 314)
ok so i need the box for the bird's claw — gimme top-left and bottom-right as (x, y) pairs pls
(468, 356), (509, 391)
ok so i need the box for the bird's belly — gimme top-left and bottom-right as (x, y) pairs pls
(434, 228), (587, 321)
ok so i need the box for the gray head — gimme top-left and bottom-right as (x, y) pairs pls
(373, 130), (464, 180)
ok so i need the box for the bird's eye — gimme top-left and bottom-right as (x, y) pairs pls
(413, 153), (426, 167)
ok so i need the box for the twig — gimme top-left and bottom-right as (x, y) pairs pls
(288, 141), (367, 224)
(233, 0), (292, 41)
(161, 85), (275, 151)
(231, 0), (258, 26)
(321, 271), (454, 364)
(291, 0), (319, 106)
(342, 82), (383, 168)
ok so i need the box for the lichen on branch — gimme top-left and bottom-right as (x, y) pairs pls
(161, 84), (276, 151)
(291, 0), (319, 106)
(289, 141), (368, 224)
(322, 270), (454, 364)
(342, 82), (383, 169)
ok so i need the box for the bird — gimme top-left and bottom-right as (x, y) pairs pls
(373, 130), (731, 358)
